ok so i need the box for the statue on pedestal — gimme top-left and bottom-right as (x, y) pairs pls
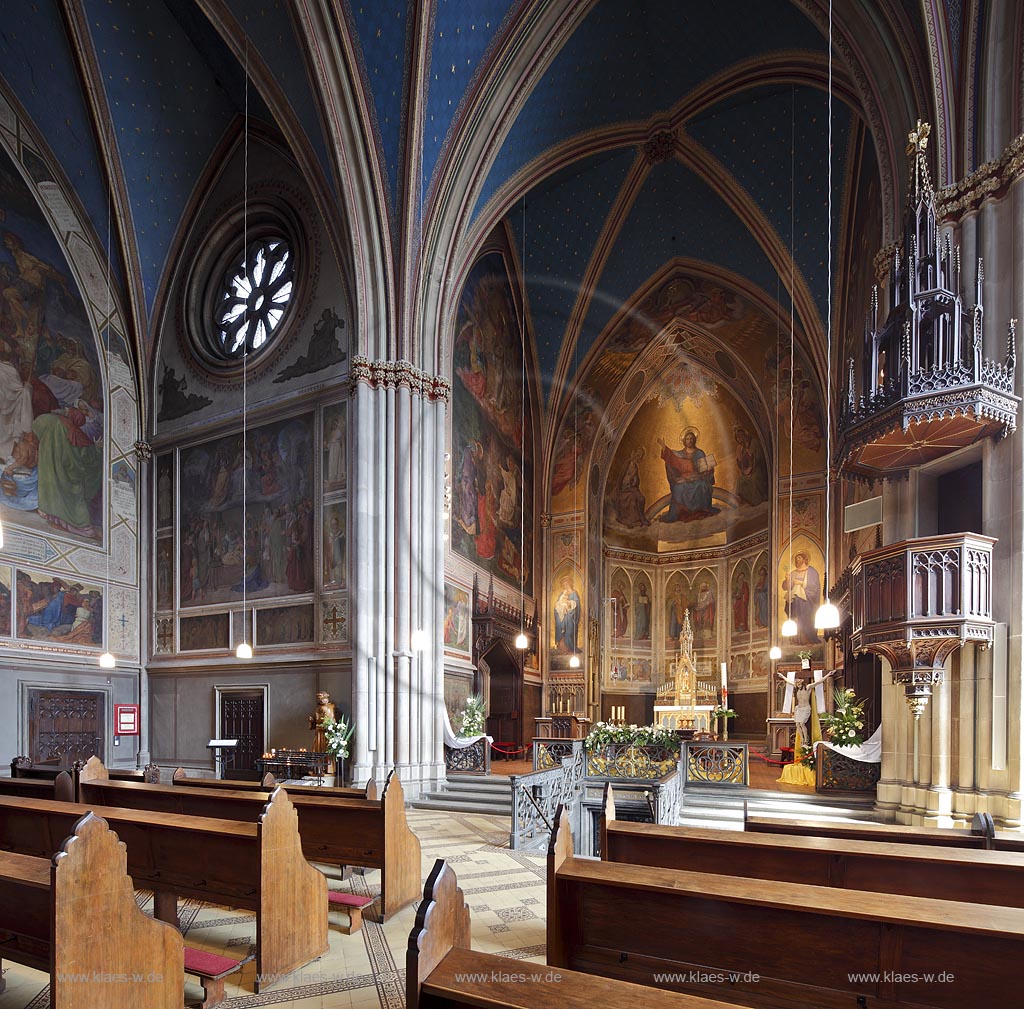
(308, 691), (336, 752)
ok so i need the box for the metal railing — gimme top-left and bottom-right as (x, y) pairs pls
(443, 737), (491, 774)
(586, 743), (680, 779)
(510, 741), (585, 851)
(682, 741), (749, 786)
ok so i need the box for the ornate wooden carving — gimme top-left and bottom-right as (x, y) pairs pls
(839, 532), (994, 715)
(839, 122), (1019, 480)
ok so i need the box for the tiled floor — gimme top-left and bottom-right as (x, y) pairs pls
(0, 809), (544, 1009)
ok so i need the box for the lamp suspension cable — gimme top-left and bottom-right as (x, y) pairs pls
(781, 84), (798, 640)
(815, 0), (841, 631)
(568, 290), (580, 671)
(515, 197), (528, 651)
(236, 41), (253, 660)
(99, 118), (115, 670)
(769, 223), (783, 663)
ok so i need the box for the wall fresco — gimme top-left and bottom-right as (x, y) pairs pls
(179, 413), (314, 607)
(450, 253), (533, 594)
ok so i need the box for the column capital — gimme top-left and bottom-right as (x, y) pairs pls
(350, 356), (451, 402)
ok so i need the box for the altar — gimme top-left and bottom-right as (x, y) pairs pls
(766, 716), (796, 759)
(653, 608), (718, 732)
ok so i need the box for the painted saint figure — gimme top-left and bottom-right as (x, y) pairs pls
(782, 551), (821, 644)
(615, 446), (649, 527)
(611, 582), (629, 638)
(732, 575), (750, 633)
(554, 577), (581, 654)
(634, 582), (651, 641)
(694, 580), (716, 640)
(754, 565), (770, 628)
(733, 426), (768, 505)
(657, 429), (715, 521)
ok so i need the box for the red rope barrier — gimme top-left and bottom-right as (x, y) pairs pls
(489, 742), (532, 756)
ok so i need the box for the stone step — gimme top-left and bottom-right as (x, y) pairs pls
(409, 798), (512, 816)
(444, 775), (515, 792)
(410, 772), (515, 817)
(419, 788), (511, 806)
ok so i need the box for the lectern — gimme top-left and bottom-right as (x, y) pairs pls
(207, 738), (238, 779)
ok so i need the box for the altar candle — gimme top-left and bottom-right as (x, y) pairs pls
(720, 661), (728, 692)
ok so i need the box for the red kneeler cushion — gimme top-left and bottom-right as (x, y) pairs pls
(183, 947), (248, 979)
(328, 891), (374, 909)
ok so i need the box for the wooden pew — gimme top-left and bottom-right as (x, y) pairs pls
(81, 758), (420, 917)
(172, 766), (378, 801)
(10, 755), (158, 799)
(742, 802), (993, 848)
(549, 805), (1024, 1009)
(407, 857), (737, 1009)
(0, 788), (326, 991)
(601, 785), (1024, 907)
(0, 769), (75, 802)
(0, 810), (184, 1008)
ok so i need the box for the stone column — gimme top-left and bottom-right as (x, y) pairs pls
(953, 645), (977, 821)
(351, 381), (375, 785)
(925, 672), (953, 826)
(394, 379), (412, 773)
(349, 359), (449, 795)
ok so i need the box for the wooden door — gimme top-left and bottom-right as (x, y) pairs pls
(219, 690), (265, 779)
(484, 647), (522, 750)
(28, 689), (105, 764)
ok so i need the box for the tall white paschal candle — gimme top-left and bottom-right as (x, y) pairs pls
(720, 661), (728, 693)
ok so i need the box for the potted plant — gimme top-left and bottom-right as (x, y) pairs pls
(818, 687), (866, 748)
(321, 715), (355, 784)
(459, 695), (486, 738)
(585, 722), (682, 777)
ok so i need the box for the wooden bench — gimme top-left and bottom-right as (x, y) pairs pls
(0, 810), (184, 1008)
(10, 754), (159, 799)
(183, 946), (253, 1009)
(0, 769), (75, 802)
(0, 787), (326, 992)
(743, 802), (994, 848)
(407, 857), (738, 1009)
(172, 766), (378, 801)
(549, 804), (1024, 1008)
(81, 758), (420, 918)
(602, 784), (1024, 907)
(327, 890), (376, 934)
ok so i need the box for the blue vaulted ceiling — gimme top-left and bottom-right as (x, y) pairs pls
(422, 0), (518, 205)
(507, 147), (636, 401)
(345, 0), (414, 211)
(222, 0), (336, 197)
(0, 0), (334, 323)
(0, 0), (924, 388)
(472, 0), (825, 218)
(0, 0), (113, 263)
(83, 0), (251, 313)
(688, 85), (852, 326)
(574, 157), (780, 372)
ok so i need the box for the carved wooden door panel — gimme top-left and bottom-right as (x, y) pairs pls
(219, 691), (265, 779)
(485, 655), (522, 750)
(28, 689), (105, 764)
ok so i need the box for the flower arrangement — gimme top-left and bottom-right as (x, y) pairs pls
(321, 715), (355, 761)
(818, 686), (867, 748)
(712, 706), (737, 721)
(799, 741), (817, 770)
(459, 695), (486, 738)
(586, 722), (682, 753)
